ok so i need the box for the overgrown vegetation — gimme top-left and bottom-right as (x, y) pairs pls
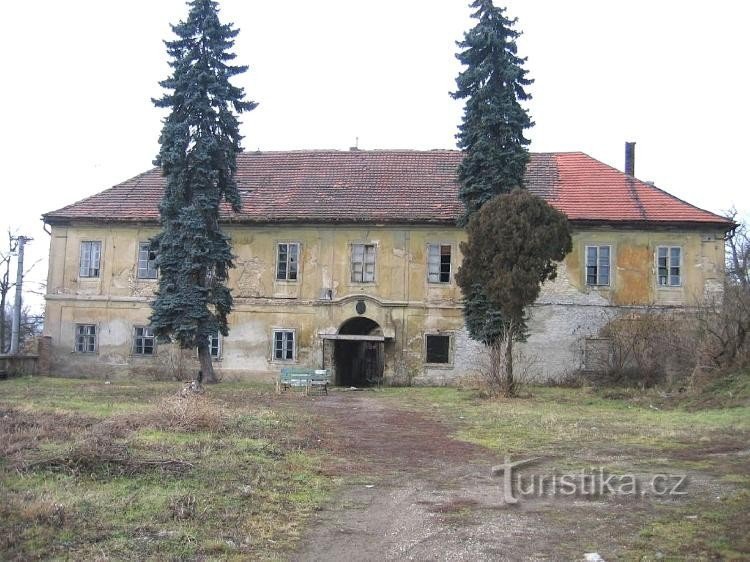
(0, 377), (334, 560)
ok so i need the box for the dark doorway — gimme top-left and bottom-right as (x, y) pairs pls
(334, 317), (384, 387)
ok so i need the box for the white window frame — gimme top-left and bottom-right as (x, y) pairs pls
(424, 333), (453, 366)
(584, 245), (611, 287)
(133, 326), (156, 356)
(79, 241), (101, 278)
(276, 242), (300, 282)
(656, 246), (682, 287)
(272, 329), (296, 362)
(351, 243), (376, 283)
(137, 241), (158, 279)
(74, 324), (97, 353)
(427, 243), (452, 284)
(208, 331), (222, 360)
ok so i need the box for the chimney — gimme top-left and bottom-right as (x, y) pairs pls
(624, 141), (636, 176)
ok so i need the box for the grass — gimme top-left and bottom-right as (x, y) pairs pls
(378, 370), (750, 560)
(0, 376), (337, 560)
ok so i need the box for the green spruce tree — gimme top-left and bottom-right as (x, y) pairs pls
(452, 1), (534, 347)
(150, 0), (256, 384)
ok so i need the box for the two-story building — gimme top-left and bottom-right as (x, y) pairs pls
(42, 149), (731, 384)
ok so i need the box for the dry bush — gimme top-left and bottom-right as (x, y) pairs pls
(696, 284), (750, 371)
(144, 393), (226, 432)
(0, 408), (95, 458)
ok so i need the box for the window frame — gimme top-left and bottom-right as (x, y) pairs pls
(271, 329), (296, 362)
(137, 241), (158, 280)
(427, 243), (452, 284)
(275, 241), (300, 282)
(424, 333), (453, 366)
(79, 241), (102, 279)
(208, 331), (222, 360)
(350, 243), (377, 284)
(584, 244), (612, 287)
(74, 324), (97, 353)
(656, 246), (683, 288)
(133, 326), (156, 356)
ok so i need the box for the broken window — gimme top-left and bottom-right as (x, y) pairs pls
(273, 330), (294, 361)
(351, 244), (376, 283)
(425, 334), (451, 364)
(79, 241), (101, 278)
(585, 245), (610, 286)
(137, 242), (158, 279)
(427, 244), (451, 283)
(75, 324), (97, 353)
(276, 242), (299, 281)
(657, 246), (681, 286)
(133, 326), (156, 355)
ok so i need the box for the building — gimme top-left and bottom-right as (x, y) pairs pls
(42, 149), (731, 384)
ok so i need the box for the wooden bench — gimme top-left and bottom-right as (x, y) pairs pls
(277, 367), (330, 395)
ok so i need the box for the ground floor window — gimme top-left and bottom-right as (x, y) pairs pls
(133, 326), (155, 355)
(75, 324), (97, 353)
(209, 332), (221, 359)
(273, 330), (295, 361)
(425, 334), (451, 364)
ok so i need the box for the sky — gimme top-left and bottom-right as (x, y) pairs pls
(1, 0), (748, 312)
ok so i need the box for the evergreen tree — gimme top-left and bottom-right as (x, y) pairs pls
(452, 0), (533, 224)
(452, 1), (534, 347)
(150, 0), (256, 384)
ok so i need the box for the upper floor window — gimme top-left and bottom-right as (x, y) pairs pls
(351, 244), (376, 283)
(137, 242), (158, 279)
(133, 326), (156, 355)
(657, 246), (682, 287)
(79, 241), (101, 278)
(425, 334), (451, 364)
(427, 244), (452, 283)
(585, 245), (611, 286)
(75, 324), (97, 353)
(273, 329), (295, 361)
(276, 242), (299, 281)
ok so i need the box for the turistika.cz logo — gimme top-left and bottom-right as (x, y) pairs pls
(490, 457), (688, 504)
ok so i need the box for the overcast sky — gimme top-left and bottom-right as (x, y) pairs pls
(1, 0), (748, 312)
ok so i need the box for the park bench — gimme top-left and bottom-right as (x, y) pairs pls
(277, 367), (330, 395)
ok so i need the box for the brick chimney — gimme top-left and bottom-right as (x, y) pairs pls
(625, 142), (636, 176)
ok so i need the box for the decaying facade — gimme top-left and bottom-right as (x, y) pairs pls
(42, 150), (731, 384)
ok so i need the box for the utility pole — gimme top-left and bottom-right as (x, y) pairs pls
(9, 236), (29, 355)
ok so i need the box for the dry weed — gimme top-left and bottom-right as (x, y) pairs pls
(145, 393), (226, 432)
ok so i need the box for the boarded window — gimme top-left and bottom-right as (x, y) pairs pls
(427, 244), (451, 283)
(657, 246), (681, 286)
(133, 326), (155, 355)
(75, 324), (97, 353)
(276, 243), (299, 281)
(273, 330), (294, 360)
(585, 245), (610, 286)
(351, 244), (376, 283)
(425, 334), (450, 364)
(79, 241), (101, 278)
(137, 242), (158, 279)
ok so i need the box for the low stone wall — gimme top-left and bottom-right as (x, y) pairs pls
(0, 354), (39, 376)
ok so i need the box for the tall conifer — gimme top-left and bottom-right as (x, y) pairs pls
(150, 0), (256, 383)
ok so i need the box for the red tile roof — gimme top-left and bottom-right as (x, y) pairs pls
(43, 150), (731, 227)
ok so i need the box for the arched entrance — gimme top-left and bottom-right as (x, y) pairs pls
(334, 317), (384, 386)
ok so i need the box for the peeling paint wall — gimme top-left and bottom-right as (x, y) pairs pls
(44, 223), (726, 383)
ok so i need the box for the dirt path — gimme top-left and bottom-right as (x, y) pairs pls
(291, 392), (604, 561)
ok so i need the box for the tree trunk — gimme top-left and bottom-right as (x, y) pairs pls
(0, 291), (6, 354)
(504, 333), (515, 398)
(197, 342), (218, 384)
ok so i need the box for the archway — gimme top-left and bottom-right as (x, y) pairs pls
(334, 317), (384, 387)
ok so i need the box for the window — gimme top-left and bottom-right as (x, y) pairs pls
(351, 244), (376, 283)
(425, 334), (451, 364)
(427, 244), (451, 283)
(273, 330), (295, 361)
(585, 245), (611, 286)
(79, 241), (101, 278)
(657, 246), (681, 287)
(276, 243), (299, 281)
(75, 324), (97, 353)
(137, 242), (158, 279)
(208, 332), (221, 359)
(133, 326), (156, 355)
